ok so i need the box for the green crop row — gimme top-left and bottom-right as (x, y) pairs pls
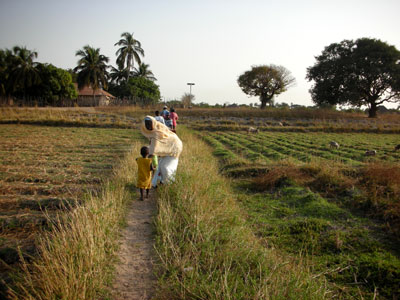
(209, 132), (267, 163)
(205, 131), (400, 166)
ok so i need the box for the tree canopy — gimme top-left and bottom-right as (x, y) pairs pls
(30, 64), (77, 105)
(126, 77), (160, 104)
(306, 38), (400, 117)
(180, 92), (195, 108)
(0, 49), (10, 96)
(108, 76), (160, 105)
(0, 47), (77, 105)
(74, 45), (109, 91)
(237, 65), (295, 109)
(114, 32), (144, 81)
(4, 46), (41, 97)
(133, 62), (156, 81)
(109, 65), (129, 85)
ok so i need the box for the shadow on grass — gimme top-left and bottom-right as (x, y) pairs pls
(125, 183), (137, 195)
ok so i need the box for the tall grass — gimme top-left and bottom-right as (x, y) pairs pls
(7, 143), (141, 299)
(251, 159), (400, 237)
(154, 128), (329, 299)
(176, 107), (368, 120)
(0, 107), (136, 128)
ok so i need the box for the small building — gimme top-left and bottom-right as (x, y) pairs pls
(75, 84), (115, 106)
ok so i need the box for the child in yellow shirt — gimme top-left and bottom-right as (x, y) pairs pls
(136, 146), (153, 200)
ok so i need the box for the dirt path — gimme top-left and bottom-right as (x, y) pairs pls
(112, 191), (157, 300)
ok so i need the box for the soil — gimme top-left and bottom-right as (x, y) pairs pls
(112, 190), (157, 300)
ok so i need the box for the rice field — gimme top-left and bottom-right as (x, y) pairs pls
(198, 128), (400, 299)
(0, 124), (139, 294)
(201, 131), (400, 165)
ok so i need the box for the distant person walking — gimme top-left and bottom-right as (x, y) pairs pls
(164, 111), (173, 129)
(170, 108), (179, 131)
(136, 146), (153, 200)
(154, 110), (165, 125)
(161, 106), (169, 119)
(141, 116), (183, 186)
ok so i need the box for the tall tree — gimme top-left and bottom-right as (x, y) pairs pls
(30, 64), (77, 105)
(114, 32), (144, 81)
(133, 62), (156, 81)
(74, 45), (109, 92)
(109, 65), (129, 84)
(126, 76), (160, 105)
(0, 49), (8, 96)
(181, 92), (194, 108)
(107, 76), (160, 105)
(238, 65), (295, 109)
(6, 46), (41, 97)
(306, 38), (400, 118)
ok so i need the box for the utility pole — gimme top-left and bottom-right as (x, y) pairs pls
(187, 82), (195, 107)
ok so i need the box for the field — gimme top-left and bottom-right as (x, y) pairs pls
(0, 123), (140, 295)
(195, 127), (400, 298)
(202, 131), (400, 165)
(1, 107), (400, 299)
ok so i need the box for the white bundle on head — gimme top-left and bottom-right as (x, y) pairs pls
(140, 116), (183, 157)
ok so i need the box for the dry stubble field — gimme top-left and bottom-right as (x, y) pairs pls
(0, 123), (140, 295)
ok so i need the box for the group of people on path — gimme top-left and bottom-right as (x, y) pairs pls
(135, 106), (183, 200)
(155, 105), (179, 132)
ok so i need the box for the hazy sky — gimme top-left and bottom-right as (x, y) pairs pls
(1, 0), (399, 106)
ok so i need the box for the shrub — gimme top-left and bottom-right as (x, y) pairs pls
(252, 164), (309, 191)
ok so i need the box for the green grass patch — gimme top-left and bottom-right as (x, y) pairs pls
(235, 183), (400, 299)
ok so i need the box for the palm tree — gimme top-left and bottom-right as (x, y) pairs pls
(133, 62), (157, 81)
(0, 49), (7, 96)
(74, 45), (109, 92)
(6, 46), (41, 96)
(114, 32), (144, 80)
(109, 65), (130, 84)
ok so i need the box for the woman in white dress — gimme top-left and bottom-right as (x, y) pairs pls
(140, 116), (183, 186)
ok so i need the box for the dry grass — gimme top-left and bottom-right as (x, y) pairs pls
(360, 163), (400, 195)
(252, 160), (353, 191)
(0, 107), (137, 128)
(7, 143), (141, 299)
(252, 163), (311, 191)
(0, 124), (140, 297)
(251, 159), (400, 237)
(3, 106), (400, 132)
(176, 107), (367, 120)
(154, 128), (329, 299)
(357, 163), (400, 235)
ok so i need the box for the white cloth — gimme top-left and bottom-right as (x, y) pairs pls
(152, 156), (179, 186)
(141, 116), (183, 158)
(152, 164), (162, 187)
(155, 115), (165, 125)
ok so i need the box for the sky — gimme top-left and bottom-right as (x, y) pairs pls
(1, 0), (399, 106)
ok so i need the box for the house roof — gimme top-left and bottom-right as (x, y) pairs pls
(74, 84), (115, 98)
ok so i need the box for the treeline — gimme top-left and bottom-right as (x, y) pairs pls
(0, 32), (161, 107)
(74, 32), (160, 106)
(0, 46), (77, 106)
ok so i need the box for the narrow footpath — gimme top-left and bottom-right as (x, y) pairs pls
(112, 191), (157, 300)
